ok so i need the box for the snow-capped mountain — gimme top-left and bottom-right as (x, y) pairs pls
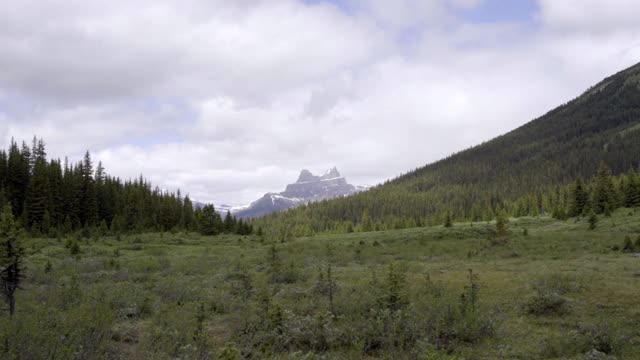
(234, 167), (365, 219)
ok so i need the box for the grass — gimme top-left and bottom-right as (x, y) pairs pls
(1, 209), (640, 359)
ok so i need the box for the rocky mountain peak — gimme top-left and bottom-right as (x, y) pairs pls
(321, 167), (341, 179)
(296, 169), (317, 183)
(235, 167), (364, 219)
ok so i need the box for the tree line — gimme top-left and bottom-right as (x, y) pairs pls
(0, 137), (251, 237)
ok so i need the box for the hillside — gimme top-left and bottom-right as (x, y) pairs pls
(255, 62), (640, 235)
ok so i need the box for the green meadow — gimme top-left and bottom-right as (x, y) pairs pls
(2, 209), (640, 359)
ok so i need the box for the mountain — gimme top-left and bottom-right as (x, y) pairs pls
(255, 61), (640, 234)
(235, 167), (362, 219)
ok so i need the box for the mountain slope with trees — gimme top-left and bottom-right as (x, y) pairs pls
(254, 62), (640, 237)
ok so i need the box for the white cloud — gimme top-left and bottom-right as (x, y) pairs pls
(1, 0), (639, 205)
(539, 0), (640, 33)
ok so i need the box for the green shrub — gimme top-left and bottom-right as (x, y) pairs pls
(622, 235), (634, 252)
(524, 292), (569, 316)
(588, 212), (598, 230)
(533, 273), (584, 295)
(44, 259), (52, 273)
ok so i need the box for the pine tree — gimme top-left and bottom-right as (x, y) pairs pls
(0, 204), (24, 316)
(588, 211), (598, 230)
(42, 210), (52, 237)
(569, 177), (589, 216)
(0, 150), (7, 188)
(622, 235), (634, 253)
(182, 195), (195, 231)
(79, 151), (98, 226)
(360, 209), (373, 232)
(381, 263), (407, 312)
(495, 212), (508, 238)
(0, 187), (6, 208)
(199, 204), (222, 236)
(47, 160), (64, 227)
(326, 264), (336, 316)
(625, 168), (640, 208)
(63, 214), (73, 234)
(6, 140), (30, 218)
(592, 162), (616, 214)
(99, 219), (109, 236)
(444, 210), (453, 228)
(223, 211), (234, 233)
(25, 153), (50, 230)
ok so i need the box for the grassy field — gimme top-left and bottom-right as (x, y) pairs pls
(2, 209), (640, 359)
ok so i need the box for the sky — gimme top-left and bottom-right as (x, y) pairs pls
(1, 0), (640, 206)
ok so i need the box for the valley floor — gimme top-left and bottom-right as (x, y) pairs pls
(2, 209), (640, 359)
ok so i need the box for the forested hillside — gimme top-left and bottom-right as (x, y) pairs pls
(254, 62), (640, 237)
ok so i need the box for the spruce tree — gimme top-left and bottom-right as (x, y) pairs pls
(622, 235), (634, 253)
(592, 162), (616, 214)
(25, 155), (50, 230)
(569, 177), (589, 216)
(381, 263), (407, 312)
(182, 195), (195, 231)
(99, 219), (109, 236)
(0, 150), (7, 188)
(495, 212), (508, 238)
(444, 210), (453, 227)
(63, 215), (73, 234)
(47, 160), (64, 226)
(79, 151), (98, 226)
(199, 204), (222, 236)
(360, 209), (373, 232)
(588, 211), (598, 230)
(224, 211), (234, 233)
(6, 140), (30, 217)
(625, 168), (640, 208)
(0, 204), (24, 316)
(42, 210), (51, 237)
(0, 188), (6, 209)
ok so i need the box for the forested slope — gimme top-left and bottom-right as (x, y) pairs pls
(255, 62), (640, 236)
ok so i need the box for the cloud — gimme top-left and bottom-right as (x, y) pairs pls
(0, 0), (386, 104)
(1, 0), (639, 205)
(539, 0), (640, 33)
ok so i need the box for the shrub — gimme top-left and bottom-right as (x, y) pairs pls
(44, 259), (52, 273)
(218, 343), (242, 360)
(524, 292), (568, 316)
(622, 235), (634, 253)
(533, 273), (584, 295)
(588, 212), (598, 230)
(69, 241), (81, 256)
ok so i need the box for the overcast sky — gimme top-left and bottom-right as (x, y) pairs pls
(1, 0), (640, 205)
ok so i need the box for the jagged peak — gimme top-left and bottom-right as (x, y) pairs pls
(296, 167), (342, 183)
(296, 169), (317, 183)
(321, 166), (341, 179)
